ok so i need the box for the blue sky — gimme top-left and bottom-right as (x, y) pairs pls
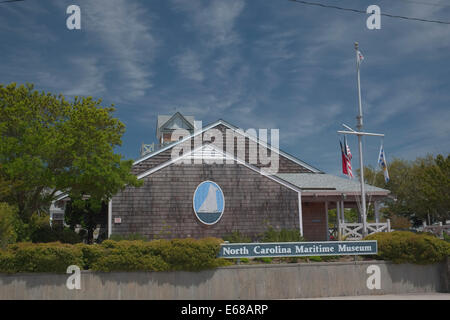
(1, 0), (449, 176)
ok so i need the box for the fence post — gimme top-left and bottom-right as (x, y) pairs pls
(337, 201), (342, 241)
(439, 222), (444, 239)
(387, 219), (391, 232)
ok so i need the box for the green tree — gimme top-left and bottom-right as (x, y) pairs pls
(362, 154), (449, 226)
(0, 83), (141, 223)
(416, 154), (450, 224)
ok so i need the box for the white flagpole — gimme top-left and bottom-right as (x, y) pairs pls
(355, 42), (367, 237)
(337, 45), (385, 239)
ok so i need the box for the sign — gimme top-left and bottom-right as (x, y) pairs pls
(193, 181), (225, 225)
(219, 241), (377, 258)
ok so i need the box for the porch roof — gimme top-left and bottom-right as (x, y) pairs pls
(275, 173), (390, 197)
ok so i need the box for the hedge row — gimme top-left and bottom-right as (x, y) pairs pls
(365, 231), (450, 264)
(0, 238), (231, 273)
(1, 232), (448, 273)
(0, 242), (84, 273)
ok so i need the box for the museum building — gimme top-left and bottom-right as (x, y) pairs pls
(51, 112), (390, 241)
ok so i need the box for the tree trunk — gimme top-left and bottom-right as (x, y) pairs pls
(87, 227), (94, 244)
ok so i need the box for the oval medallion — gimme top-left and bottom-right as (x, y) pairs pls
(193, 181), (225, 225)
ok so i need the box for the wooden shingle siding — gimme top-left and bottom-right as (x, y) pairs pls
(112, 163), (300, 240)
(131, 148), (173, 175)
(132, 124), (313, 176)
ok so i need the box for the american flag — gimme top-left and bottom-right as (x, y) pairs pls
(357, 50), (364, 66)
(340, 137), (353, 178)
(344, 136), (353, 178)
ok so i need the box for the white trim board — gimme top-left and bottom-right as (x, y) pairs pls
(136, 143), (303, 194)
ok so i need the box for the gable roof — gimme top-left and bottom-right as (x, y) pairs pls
(157, 112), (195, 131)
(136, 118), (322, 173)
(137, 143), (303, 194)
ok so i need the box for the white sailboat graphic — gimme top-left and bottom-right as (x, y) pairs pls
(198, 184), (220, 213)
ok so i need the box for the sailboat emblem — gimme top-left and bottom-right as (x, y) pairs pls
(193, 181), (225, 225)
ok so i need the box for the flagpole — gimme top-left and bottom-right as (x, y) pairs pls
(355, 42), (367, 237)
(337, 45), (385, 239)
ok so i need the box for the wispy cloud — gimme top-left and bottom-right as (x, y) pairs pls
(171, 0), (245, 47)
(82, 0), (157, 99)
(1, 0), (448, 171)
(171, 50), (204, 82)
(63, 57), (106, 97)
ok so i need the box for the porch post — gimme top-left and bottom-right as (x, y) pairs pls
(336, 201), (341, 241)
(325, 201), (329, 240)
(374, 201), (380, 224)
(298, 192), (303, 237)
(108, 199), (112, 238)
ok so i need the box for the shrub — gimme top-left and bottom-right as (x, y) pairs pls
(91, 238), (230, 272)
(224, 228), (305, 244)
(0, 250), (15, 273)
(109, 233), (147, 241)
(92, 252), (169, 272)
(365, 231), (450, 264)
(223, 231), (251, 243)
(159, 238), (229, 271)
(443, 232), (450, 243)
(91, 239), (167, 272)
(308, 256), (322, 262)
(0, 203), (18, 248)
(75, 243), (106, 270)
(0, 242), (83, 273)
(30, 225), (82, 244)
(12, 213), (69, 243)
(16, 213), (52, 242)
(0, 237), (231, 273)
(59, 228), (83, 244)
(260, 227), (304, 243)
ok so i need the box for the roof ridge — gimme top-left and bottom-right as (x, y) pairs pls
(134, 118), (322, 173)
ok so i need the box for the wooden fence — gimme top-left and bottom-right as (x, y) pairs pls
(338, 220), (391, 240)
(423, 223), (450, 239)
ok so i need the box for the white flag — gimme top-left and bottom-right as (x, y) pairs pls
(357, 50), (364, 65)
(378, 144), (389, 183)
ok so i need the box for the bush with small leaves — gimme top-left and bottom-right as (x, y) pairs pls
(365, 231), (450, 264)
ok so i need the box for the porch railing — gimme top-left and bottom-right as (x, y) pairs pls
(338, 220), (391, 240)
(423, 223), (450, 239)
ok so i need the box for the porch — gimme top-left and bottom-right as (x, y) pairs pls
(301, 194), (391, 241)
(276, 172), (391, 241)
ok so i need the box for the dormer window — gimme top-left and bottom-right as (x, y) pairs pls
(156, 112), (195, 147)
